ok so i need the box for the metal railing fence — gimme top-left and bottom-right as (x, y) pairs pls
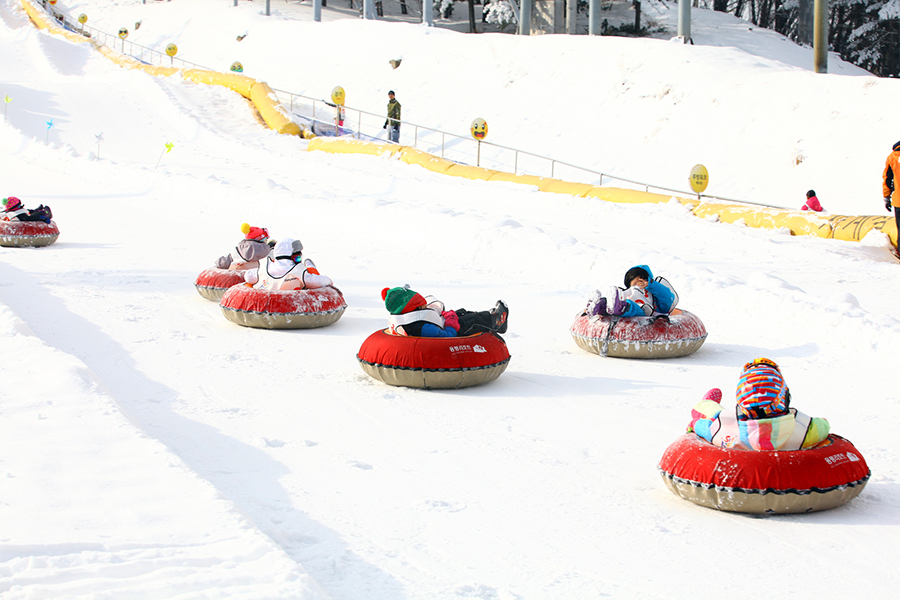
(37, 0), (755, 207)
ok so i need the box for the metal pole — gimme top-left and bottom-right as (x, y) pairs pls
(813, 0), (828, 73)
(566, 0), (577, 34)
(588, 0), (601, 35)
(423, 0), (433, 26)
(518, 0), (531, 35)
(677, 0), (690, 41)
(266, 0), (271, 16)
(314, 0), (322, 21)
(477, 140), (481, 167)
(364, 0), (376, 19)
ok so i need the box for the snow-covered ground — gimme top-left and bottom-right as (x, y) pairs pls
(1, 1), (898, 598)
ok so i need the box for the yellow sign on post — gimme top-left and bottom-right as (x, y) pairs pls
(78, 13), (87, 24)
(165, 43), (178, 57)
(470, 118), (488, 140)
(690, 164), (709, 194)
(331, 86), (345, 106)
(118, 27), (128, 39)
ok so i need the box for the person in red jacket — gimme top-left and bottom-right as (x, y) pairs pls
(882, 141), (900, 249)
(801, 190), (823, 212)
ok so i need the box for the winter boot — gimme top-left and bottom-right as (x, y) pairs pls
(606, 286), (626, 316)
(491, 300), (509, 334)
(586, 290), (607, 317)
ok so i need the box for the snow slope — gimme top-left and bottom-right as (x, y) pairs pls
(1, 1), (899, 598)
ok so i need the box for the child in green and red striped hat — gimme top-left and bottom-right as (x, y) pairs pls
(382, 285), (508, 338)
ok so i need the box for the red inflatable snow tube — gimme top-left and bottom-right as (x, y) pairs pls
(194, 268), (249, 301)
(357, 329), (510, 389)
(0, 220), (60, 248)
(570, 310), (707, 359)
(219, 285), (346, 329)
(658, 433), (870, 514)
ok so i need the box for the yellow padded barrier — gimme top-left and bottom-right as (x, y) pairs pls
(183, 69), (256, 99)
(399, 148), (455, 174)
(486, 171), (546, 187)
(307, 137), (400, 156)
(249, 81), (301, 136)
(692, 202), (834, 238)
(444, 163), (498, 181)
(584, 186), (678, 205)
(829, 214), (896, 245)
(535, 179), (596, 197)
(308, 138), (898, 246)
(19, 0), (87, 44)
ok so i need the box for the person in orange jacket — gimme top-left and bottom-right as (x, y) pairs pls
(881, 141), (900, 248)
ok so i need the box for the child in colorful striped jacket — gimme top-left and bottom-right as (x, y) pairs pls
(687, 358), (830, 451)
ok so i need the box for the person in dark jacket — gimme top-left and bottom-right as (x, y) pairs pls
(2, 197), (52, 223)
(382, 285), (508, 338)
(882, 141), (900, 250)
(383, 90), (401, 144)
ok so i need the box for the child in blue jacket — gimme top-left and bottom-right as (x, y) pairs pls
(583, 265), (678, 318)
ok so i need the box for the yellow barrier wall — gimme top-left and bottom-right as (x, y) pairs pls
(486, 171), (547, 187)
(399, 148), (456, 174)
(444, 163), (498, 181)
(307, 137), (400, 156)
(308, 138), (898, 246)
(249, 82), (301, 136)
(20, 0), (88, 44)
(183, 69), (256, 99)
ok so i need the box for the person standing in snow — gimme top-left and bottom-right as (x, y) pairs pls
(383, 90), (401, 144)
(882, 141), (900, 249)
(801, 190), (824, 212)
(582, 265), (678, 319)
(215, 223), (275, 270)
(245, 238), (334, 291)
(382, 285), (508, 338)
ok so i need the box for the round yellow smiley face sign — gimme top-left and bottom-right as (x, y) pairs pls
(331, 86), (345, 107)
(689, 164), (709, 194)
(165, 43), (178, 57)
(118, 28), (128, 39)
(470, 118), (488, 141)
(78, 13), (88, 24)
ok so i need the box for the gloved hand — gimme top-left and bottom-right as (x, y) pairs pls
(383, 121), (388, 129)
(441, 310), (459, 332)
(886, 197), (893, 212)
